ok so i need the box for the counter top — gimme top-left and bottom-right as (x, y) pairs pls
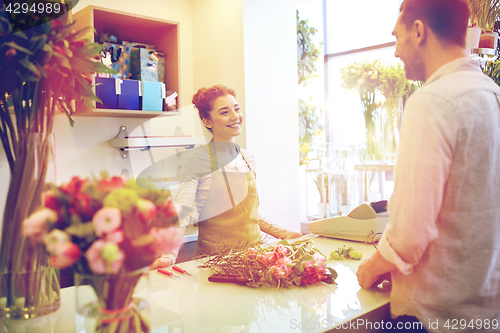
(2, 236), (390, 332)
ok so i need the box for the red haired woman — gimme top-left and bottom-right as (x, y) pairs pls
(151, 85), (301, 269)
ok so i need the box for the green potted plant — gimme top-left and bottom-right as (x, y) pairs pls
(469, 0), (500, 49)
(0, 4), (114, 318)
(297, 10), (323, 166)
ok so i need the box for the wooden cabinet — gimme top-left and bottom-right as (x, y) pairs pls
(72, 5), (180, 118)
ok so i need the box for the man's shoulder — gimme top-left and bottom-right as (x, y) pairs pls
(421, 65), (500, 101)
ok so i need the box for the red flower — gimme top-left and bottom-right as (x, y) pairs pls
(62, 176), (85, 195)
(73, 192), (94, 218)
(43, 190), (60, 211)
(301, 261), (327, 285)
(54, 45), (65, 56)
(273, 244), (288, 258)
(49, 242), (81, 268)
(98, 176), (125, 192)
(71, 40), (85, 48)
(43, 63), (52, 76)
(51, 20), (63, 30)
(159, 197), (178, 218)
(5, 48), (16, 59)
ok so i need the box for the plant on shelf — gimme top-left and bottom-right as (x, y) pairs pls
(469, 0), (500, 33)
(297, 10), (324, 166)
(470, 0), (500, 49)
(21, 172), (185, 332)
(299, 98), (323, 165)
(0, 5), (114, 319)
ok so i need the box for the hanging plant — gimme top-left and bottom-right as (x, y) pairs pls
(297, 10), (323, 165)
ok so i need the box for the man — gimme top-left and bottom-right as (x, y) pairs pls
(356, 0), (500, 332)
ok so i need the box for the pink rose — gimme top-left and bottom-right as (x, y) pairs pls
(270, 265), (290, 278)
(49, 242), (81, 268)
(104, 230), (124, 244)
(264, 251), (277, 264)
(136, 199), (156, 223)
(150, 227), (184, 257)
(85, 240), (124, 274)
(92, 207), (121, 237)
(246, 247), (258, 259)
(273, 244), (288, 258)
(256, 254), (268, 264)
(313, 254), (326, 263)
(22, 208), (58, 242)
(42, 229), (70, 254)
(275, 257), (291, 268)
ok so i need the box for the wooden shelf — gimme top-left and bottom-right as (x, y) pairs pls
(471, 48), (498, 56)
(72, 6), (180, 118)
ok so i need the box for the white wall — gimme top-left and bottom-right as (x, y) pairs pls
(0, 0), (301, 234)
(191, 0), (246, 149)
(243, 0), (301, 231)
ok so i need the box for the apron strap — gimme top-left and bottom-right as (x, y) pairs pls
(208, 140), (236, 208)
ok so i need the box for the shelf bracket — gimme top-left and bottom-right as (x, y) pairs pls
(109, 125), (205, 159)
(113, 126), (129, 159)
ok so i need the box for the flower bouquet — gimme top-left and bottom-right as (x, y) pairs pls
(22, 172), (185, 332)
(0, 3), (114, 319)
(200, 238), (337, 288)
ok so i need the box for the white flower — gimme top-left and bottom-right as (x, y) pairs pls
(43, 229), (70, 254)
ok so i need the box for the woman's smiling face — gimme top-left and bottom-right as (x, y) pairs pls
(203, 94), (243, 142)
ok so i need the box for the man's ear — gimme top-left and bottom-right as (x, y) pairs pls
(413, 19), (426, 46)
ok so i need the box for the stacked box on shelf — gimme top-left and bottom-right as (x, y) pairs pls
(95, 78), (140, 110)
(99, 42), (132, 79)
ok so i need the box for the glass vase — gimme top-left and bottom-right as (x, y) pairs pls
(0, 133), (59, 319)
(74, 268), (150, 333)
(0, 266), (60, 319)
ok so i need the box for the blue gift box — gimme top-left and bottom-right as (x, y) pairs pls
(142, 81), (164, 111)
(95, 77), (118, 109)
(118, 79), (140, 110)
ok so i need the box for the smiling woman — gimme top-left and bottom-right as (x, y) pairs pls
(150, 85), (303, 269)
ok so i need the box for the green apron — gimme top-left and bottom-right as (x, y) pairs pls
(195, 141), (261, 257)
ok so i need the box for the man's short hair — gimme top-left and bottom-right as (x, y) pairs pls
(400, 0), (471, 47)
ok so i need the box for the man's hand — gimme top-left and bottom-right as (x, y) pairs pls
(356, 250), (397, 289)
(150, 256), (173, 270)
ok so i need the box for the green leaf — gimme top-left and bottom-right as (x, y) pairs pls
(1, 41), (33, 55)
(65, 221), (95, 238)
(327, 267), (338, 280)
(131, 234), (154, 247)
(18, 58), (40, 76)
(73, 43), (105, 58)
